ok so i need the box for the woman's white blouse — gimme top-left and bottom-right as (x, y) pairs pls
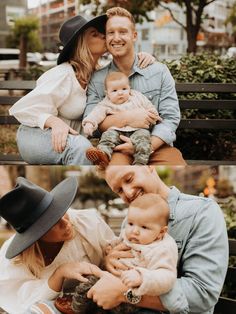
(9, 63), (87, 132)
(0, 209), (115, 314)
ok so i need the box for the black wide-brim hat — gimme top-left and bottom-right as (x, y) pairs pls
(57, 14), (107, 65)
(0, 176), (78, 259)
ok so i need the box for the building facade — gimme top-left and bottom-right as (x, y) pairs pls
(0, 0), (27, 48)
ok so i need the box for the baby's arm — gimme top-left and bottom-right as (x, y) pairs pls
(82, 104), (109, 136)
(121, 269), (142, 288)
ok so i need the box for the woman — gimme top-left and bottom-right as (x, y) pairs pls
(0, 176), (115, 313)
(9, 14), (154, 165)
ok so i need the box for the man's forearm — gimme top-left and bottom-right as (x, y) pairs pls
(99, 112), (128, 132)
(136, 295), (165, 311)
(151, 136), (165, 151)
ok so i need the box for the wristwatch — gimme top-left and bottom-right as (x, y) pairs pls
(124, 288), (142, 304)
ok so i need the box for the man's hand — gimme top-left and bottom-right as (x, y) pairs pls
(121, 269), (142, 288)
(114, 135), (134, 156)
(104, 242), (133, 276)
(125, 108), (159, 129)
(45, 116), (78, 153)
(87, 271), (127, 309)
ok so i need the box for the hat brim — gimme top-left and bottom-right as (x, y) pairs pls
(57, 14), (107, 65)
(6, 177), (78, 259)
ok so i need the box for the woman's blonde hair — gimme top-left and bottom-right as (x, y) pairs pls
(70, 29), (100, 87)
(13, 241), (44, 278)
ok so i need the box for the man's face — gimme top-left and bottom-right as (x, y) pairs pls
(106, 16), (137, 58)
(105, 166), (159, 204)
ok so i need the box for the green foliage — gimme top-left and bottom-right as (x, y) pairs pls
(226, 2), (236, 37)
(78, 170), (117, 203)
(20, 65), (45, 80)
(6, 16), (42, 52)
(163, 53), (236, 160)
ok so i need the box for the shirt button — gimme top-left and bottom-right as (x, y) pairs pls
(149, 95), (153, 99)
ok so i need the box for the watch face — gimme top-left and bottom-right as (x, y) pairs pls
(126, 289), (141, 304)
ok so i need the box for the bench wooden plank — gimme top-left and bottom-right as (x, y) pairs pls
(176, 83), (236, 93)
(229, 239), (236, 255)
(0, 96), (22, 105)
(179, 99), (236, 110)
(0, 81), (35, 90)
(179, 119), (236, 129)
(214, 297), (236, 314)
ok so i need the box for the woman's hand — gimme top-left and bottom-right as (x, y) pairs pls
(87, 271), (127, 309)
(104, 242), (133, 276)
(137, 52), (156, 68)
(45, 116), (78, 153)
(48, 261), (102, 292)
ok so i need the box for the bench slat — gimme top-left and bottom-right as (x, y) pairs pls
(179, 119), (236, 129)
(0, 116), (19, 124)
(0, 81), (35, 90)
(0, 96), (22, 105)
(225, 267), (236, 284)
(229, 239), (236, 255)
(176, 83), (236, 93)
(214, 297), (236, 314)
(179, 100), (236, 110)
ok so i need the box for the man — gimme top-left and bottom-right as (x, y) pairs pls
(84, 7), (186, 165)
(87, 166), (228, 314)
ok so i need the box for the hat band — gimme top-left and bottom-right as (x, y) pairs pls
(15, 193), (53, 233)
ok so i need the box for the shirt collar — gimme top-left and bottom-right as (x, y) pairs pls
(109, 54), (147, 78)
(167, 186), (181, 221)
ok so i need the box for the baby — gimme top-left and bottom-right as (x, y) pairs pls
(118, 193), (178, 298)
(65, 193), (178, 314)
(83, 71), (161, 167)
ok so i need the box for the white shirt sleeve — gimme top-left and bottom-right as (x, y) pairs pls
(0, 238), (59, 314)
(9, 69), (73, 130)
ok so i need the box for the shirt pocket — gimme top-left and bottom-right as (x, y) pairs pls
(142, 89), (160, 108)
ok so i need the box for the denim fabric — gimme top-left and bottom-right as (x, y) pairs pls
(159, 187), (228, 314)
(84, 55), (180, 146)
(16, 125), (92, 165)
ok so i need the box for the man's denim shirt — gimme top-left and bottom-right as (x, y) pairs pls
(121, 187), (228, 314)
(160, 187), (228, 314)
(84, 55), (180, 146)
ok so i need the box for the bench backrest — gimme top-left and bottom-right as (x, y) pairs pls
(0, 81), (236, 128)
(214, 239), (236, 314)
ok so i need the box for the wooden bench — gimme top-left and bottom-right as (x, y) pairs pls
(0, 81), (236, 164)
(214, 238), (236, 314)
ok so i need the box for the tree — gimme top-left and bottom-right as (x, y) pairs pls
(226, 2), (236, 44)
(6, 16), (42, 69)
(80, 0), (217, 53)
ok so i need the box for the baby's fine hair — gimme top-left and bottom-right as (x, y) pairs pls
(130, 193), (169, 225)
(105, 71), (129, 89)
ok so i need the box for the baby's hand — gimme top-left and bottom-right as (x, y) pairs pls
(83, 123), (95, 137)
(121, 269), (142, 288)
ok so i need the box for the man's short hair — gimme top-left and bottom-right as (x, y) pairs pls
(105, 71), (129, 88)
(106, 7), (136, 30)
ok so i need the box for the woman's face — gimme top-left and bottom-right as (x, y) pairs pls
(40, 213), (74, 243)
(85, 26), (107, 57)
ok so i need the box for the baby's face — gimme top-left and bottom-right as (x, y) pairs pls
(125, 206), (167, 245)
(106, 77), (130, 104)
